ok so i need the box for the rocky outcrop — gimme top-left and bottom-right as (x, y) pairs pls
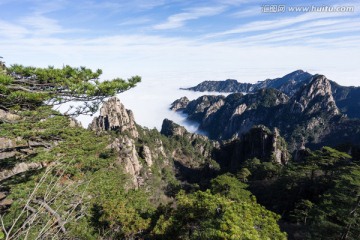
(0, 109), (20, 123)
(291, 75), (339, 116)
(161, 119), (188, 137)
(108, 136), (143, 187)
(140, 146), (153, 167)
(183, 95), (226, 122)
(89, 97), (138, 138)
(214, 126), (290, 171)
(0, 162), (48, 182)
(160, 119), (218, 164)
(89, 98), (173, 188)
(0, 137), (53, 181)
(170, 97), (189, 111)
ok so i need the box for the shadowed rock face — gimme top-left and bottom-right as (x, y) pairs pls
(213, 126), (290, 171)
(89, 97), (138, 138)
(173, 75), (360, 152)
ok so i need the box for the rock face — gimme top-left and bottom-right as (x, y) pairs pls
(0, 137), (53, 181)
(173, 75), (360, 152)
(170, 97), (189, 111)
(160, 119), (218, 164)
(330, 81), (360, 119)
(214, 126), (290, 171)
(108, 136), (143, 187)
(89, 97), (138, 138)
(161, 119), (188, 137)
(291, 75), (339, 116)
(173, 89), (288, 140)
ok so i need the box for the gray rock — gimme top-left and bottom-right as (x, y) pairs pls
(170, 97), (189, 111)
(0, 109), (20, 122)
(89, 97), (138, 138)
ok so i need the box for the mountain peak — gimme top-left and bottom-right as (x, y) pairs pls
(89, 97), (139, 138)
(292, 74), (340, 115)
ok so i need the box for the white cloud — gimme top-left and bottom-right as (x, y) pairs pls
(206, 9), (358, 38)
(224, 18), (360, 46)
(153, 6), (226, 30)
(0, 20), (29, 38)
(118, 17), (151, 26)
(20, 14), (68, 36)
(231, 6), (262, 18)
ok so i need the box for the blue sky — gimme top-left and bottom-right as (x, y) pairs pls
(1, 0), (360, 86)
(1, 0), (359, 129)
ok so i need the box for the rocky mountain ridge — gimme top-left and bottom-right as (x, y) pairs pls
(172, 75), (360, 152)
(182, 70), (312, 96)
(183, 70), (360, 118)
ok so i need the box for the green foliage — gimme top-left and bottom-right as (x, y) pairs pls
(237, 167), (251, 182)
(309, 166), (360, 239)
(244, 146), (359, 239)
(290, 199), (314, 224)
(243, 158), (282, 180)
(89, 170), (155, 239)
(210, 174), (251, 201)
(152, 189), (286, 240)
(1, 64), (141, 115)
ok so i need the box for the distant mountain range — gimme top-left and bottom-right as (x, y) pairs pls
(182, 70), (360, 119)
(174, 73), (360, 152)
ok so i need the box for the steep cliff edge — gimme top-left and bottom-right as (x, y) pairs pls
(214, 126), (290, 171)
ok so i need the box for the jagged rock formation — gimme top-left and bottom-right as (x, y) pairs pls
(214, 126), (290, 171)
(161, 119), (217, 163)
(161, 119), (289, 171)
(161, 119), (188, 137)
(89, 97), (139, 138)
(89, 98), (216, 188)
(90, 98), (149, 187)
(170, 97), (189, 111)
(171, 88), (289, 139)
(173, 75), (360, 152)
(290, 75), (339, 116)
(183, 70), (360, 119)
